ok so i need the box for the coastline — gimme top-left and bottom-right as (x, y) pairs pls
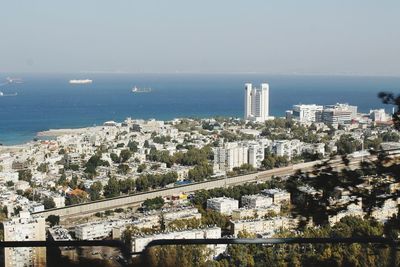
(37, 127), (91, 137)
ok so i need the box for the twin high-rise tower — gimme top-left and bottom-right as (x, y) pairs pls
(244, 83), (269, 122)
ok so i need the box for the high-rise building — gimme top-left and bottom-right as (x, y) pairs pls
(2, 211), (46, 267)
(244, 83), (269, 122)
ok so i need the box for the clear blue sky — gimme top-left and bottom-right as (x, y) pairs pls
(1, 0), (399, 75)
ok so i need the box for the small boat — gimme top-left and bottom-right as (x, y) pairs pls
(132, 86), (151, 93)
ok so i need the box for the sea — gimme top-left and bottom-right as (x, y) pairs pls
(0, 73), (399, 146)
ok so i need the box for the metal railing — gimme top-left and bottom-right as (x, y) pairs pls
(1, 237), (399, 266)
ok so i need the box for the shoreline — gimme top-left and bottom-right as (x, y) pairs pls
(36, 127), (96, 137)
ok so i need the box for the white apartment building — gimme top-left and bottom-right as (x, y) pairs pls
(241, 194), (273, 209)
(213, 142), (248, 172)
(370, 109), (388, 122)
(231, 205), (281, 221)
(328, 199), (364, 226)
(231, 216), (299, 237)
(2, 211), (46, 267)
(244, 83), (269, 122)
(163, 207), (202, 226)
(292, 104), (323, 123)
(248, 142), (265, 169)
(131, 227), (223, 255)
(262, 189), (291, 204)
(75, 219), (131, 240)
(274, 139), (303, 159)
(207, 197), (239, 215)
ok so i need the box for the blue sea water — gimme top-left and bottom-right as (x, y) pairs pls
(0, 73), (399, 145)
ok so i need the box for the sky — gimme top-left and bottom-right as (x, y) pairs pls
(1, 0), (399, 75)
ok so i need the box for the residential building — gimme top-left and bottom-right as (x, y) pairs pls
(231, 216), (299, 237)
(2, 211), (46, 267)
(207, 197), (239, 215)
(244, 83), (269, 122)
(213, 142), (248, 172)
(292, 104), (323, 123)
(241, 194), (273, 209)
(131, 227), (223, 256)
(262, 189), (291, 204)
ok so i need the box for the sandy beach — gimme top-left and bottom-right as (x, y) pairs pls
(36, 127), (96, 137)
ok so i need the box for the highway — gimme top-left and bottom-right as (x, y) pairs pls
(33, 155), (369, 218)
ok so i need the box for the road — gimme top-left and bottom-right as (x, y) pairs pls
(34, 156), (367, 218)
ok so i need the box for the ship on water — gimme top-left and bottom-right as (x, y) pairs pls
(69, 79), (93, 84)
(132, 86), (152, 93)
(0, 91), (17, 97)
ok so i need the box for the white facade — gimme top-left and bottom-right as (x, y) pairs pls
(241, 194), (273, 209)
(244, 83), (269, 122)
(213, 142), (248, 172)
(131, 227), (223, 256)
(248, 142), (265, 169)
(231, 216), (299, 237)
(262, 189), (291, 204)
(207, 197), (239, 215)
(274, 139), (303, 159)
(75, 219), (131, 240)
(292, 104), (323, 123)
(231, 205), (281, 221)
(370, 109), (388, 122)
(2, 212), (46, 267)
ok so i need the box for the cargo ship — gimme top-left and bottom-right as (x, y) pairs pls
(69, 79), (93, 84)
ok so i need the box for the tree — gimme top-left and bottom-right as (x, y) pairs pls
(128, 140), (139, 152)
(118, 164), (130, 174)
(110, 152), (119, 163)
(336, 134), (361, 155)
(104, 177), (120, 198)
(18, 169), (32, 182)
(37, 163), (49, 173)
(142, 196), (165, 210)
(43, 197), (56, 209)
(57, 173), (67, 186)
(89, 181), (103, 201)
(46, 215), (60, 227)
(188, 163), (213, 182)
(120, 149), (132, 163)
(137, 163), (147, 173)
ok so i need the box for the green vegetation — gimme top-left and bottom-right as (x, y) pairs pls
(188, 162), (213, 182)
(18, 169), (32, 183)
(142, 196), (165, 210)
(37, 162), (49, 173)
(261, 154), (289, 169)
(135, 172), (178, 191)
(46, 215), (60, 227)
(43, 197), (56, 209)
(228, 163), (256, 176)
(336, 134), (362, 155)
(153, 135), (172, 144)
(84, 153), (109, 175)
(89, 181), (103, 201)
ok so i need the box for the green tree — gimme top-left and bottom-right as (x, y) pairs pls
(120, 149), (132, 162)
(142, 196), (165, 210)
(43, 197), (56, 209)
(46, 215), (60, 227)
(89, 181), (103, 201)
(104, 177), (120, 198)
(118, 164), (130, 174)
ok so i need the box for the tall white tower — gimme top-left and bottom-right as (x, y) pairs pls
(244, 83), (269, 122)
(244, 83), (253, 119)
